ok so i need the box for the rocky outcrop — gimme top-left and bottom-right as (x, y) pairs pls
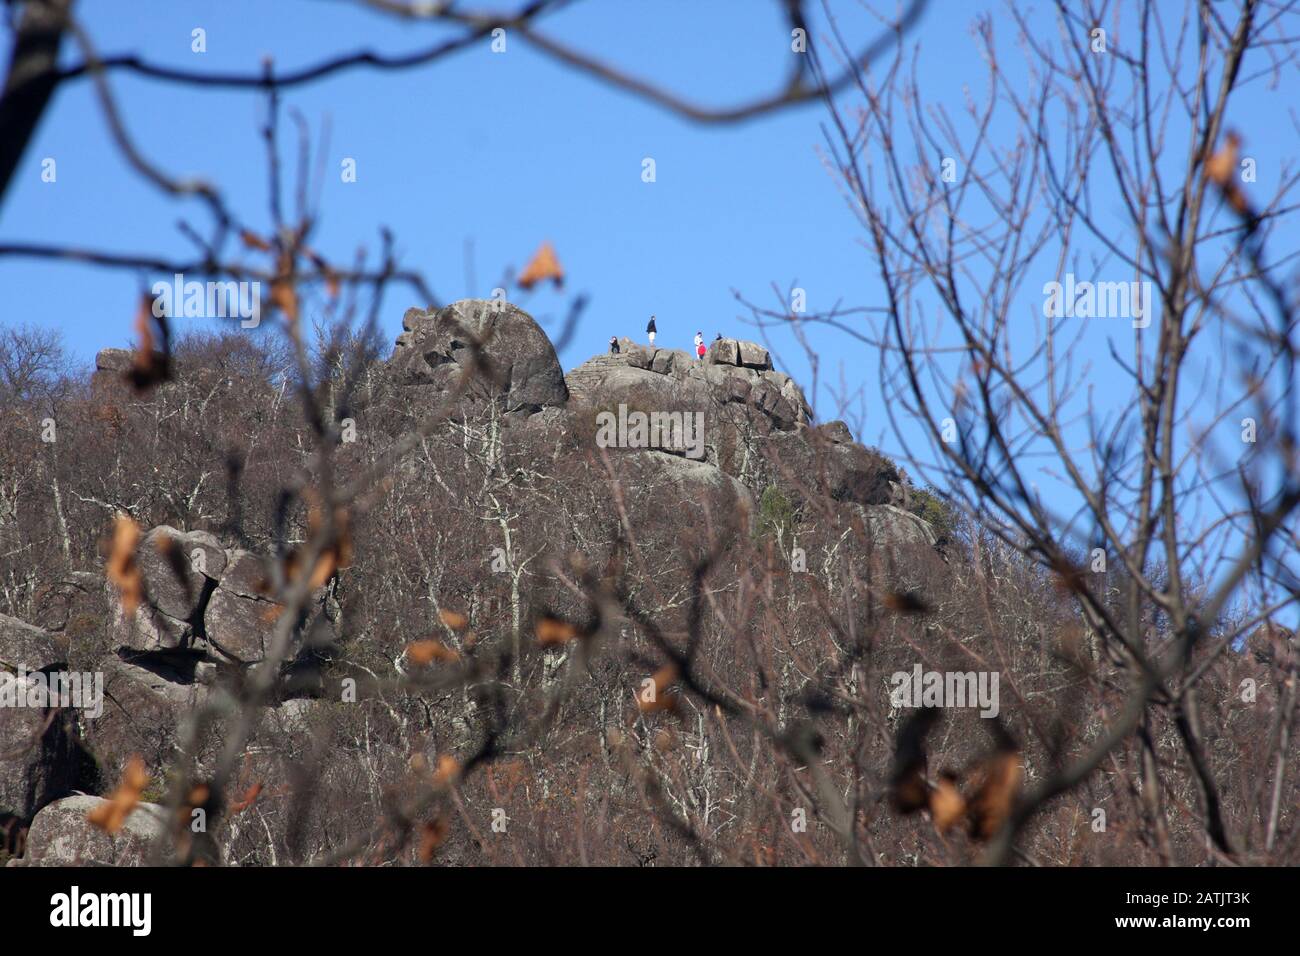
(1, 299), (939, 866)
(13, 795), (165, 866)
(103, 534), (311, 667)
(90, 348), (134, 395)
(764, 425), (901, 510)
(0, 670), (101, 838)
(0, 612), (66, 670)
(565, 336), (811, 442)
(204, 588), (275, 662)
(389, 299), (568, 414)
(108, 527), (229, 654)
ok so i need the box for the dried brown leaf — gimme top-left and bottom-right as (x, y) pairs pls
(105, 514), (144, 616)
(517, 240), (564, 290)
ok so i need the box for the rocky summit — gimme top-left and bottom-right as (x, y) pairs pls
(1, 298), (947, 866)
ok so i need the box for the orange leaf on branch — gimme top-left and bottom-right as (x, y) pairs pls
(105, 513), (144, 616)
(517, 240), (564, 290)
(124, 295), (172, 393)
(536, 615), (580, 647)
(438, 608), (469, 631)
(929, 771), (966, 834)
(418, 818), (450, 862)
(637, 664), (680, 714)
(87, 756), (150, 834)
(432, 755), (461, 788)
(965, 747), (1023, 842)
(230, 782), (264, 814)
(406, 639), (460, 665)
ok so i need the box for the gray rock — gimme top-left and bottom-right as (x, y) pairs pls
(94, 348), (134, 374)
(737, 341), (772, 370)
(624, 346), (655, 370)
(18, 794), (166, 866)
(0, 673), (100, 823)
(708, 339), (739, 366)
(623, 452), (755, 547)
(887, 480), (912, 510)
(0, 613), (65, 670)
(32, 571), (107, 637)
(858, 504), (938, 548)
(204, 587), (277, 663)
(818, 421), (854, 444)
(388, 299), (568, 413)
(108, 592), (193, 653)
(185, 531), (228, 580)
(0, 675), (51, 818)
(86, 655), (208, 782)
(723, 374), (752, 404)
(137, 526), (221, 620)
(651, 349), (682, 374)
(268, 697), (324, 733)
(218, 550), (268, 600)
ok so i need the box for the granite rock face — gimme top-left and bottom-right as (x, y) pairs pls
(389, 299), (569, 414)
(14, 795), (166, 866)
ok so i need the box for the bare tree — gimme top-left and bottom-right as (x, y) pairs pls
(741, 0), (1299, 864)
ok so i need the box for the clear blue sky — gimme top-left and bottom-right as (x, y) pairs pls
(3, 1), (1295, 614)
(6, 0), (907, 383)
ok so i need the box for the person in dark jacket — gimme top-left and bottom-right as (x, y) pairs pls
(646, 315), (657, 346)
(609, 335), (620, 354)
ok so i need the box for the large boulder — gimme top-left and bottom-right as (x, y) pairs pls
(388, 299), (568, 413)
(763, 427), (901, 510)
(737, 341), (772, 370)
(213, 548), (265, 600)
(204, 588), (278, 662)
(136, 526), (224, 621)
(108, 597), (193, 653)
(202, 550), (281, 663)
(86, 654), (213, 779)
(0, 672), (101, 828)
(0, 613), (66, 670)
(15, 795), (166, 866)
(0, 616), (103, 833)
(104, 523), (228, 653)
(707, 337), (772, 370)
(858, 503), (939, 548)
(90, 348), (134, 395)
(565, 341), (812, 454)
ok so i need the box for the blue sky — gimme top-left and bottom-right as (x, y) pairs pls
(2, 2), (959, 421)
(3, 0), (1296, 612)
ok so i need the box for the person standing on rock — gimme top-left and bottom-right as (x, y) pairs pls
(646, 315), (657, 346)
(609, 335), (620, 354)
(694, 331), (705, 359)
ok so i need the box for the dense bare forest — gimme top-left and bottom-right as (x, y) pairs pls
(0, 296), (1293, 867)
